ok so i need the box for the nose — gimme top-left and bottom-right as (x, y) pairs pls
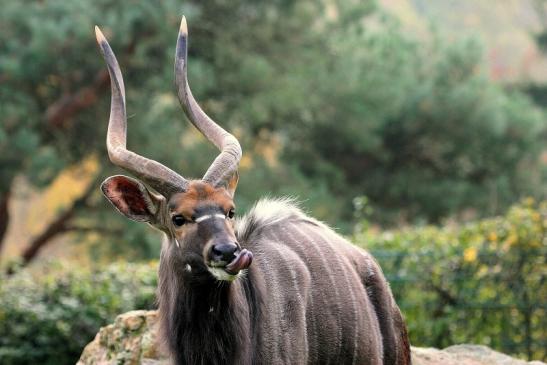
(210, 243), (238, 263)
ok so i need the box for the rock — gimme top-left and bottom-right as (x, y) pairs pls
(412, 345), (545, 365)
(76, 310), (168, 365)
(77, 310), (546, 365)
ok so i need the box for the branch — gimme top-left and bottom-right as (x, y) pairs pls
(19, 175), (101, 266)
(45, 70), (109, 128)
(431, 283), (458, 307)
(64, 224), (123, 236)
(44, 39), (137, 129)
(0, 191), (11, 258)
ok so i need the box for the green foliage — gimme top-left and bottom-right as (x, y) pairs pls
(354, 199), (547, 360)
(0, 0), (545, 259)
(0, 262), (157, 365)
(282, 19), (546, 224)
(1, 199), (544, 364)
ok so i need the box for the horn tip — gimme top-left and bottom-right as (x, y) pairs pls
(179, 15), (188, 35)
(95, 25), (106, 44)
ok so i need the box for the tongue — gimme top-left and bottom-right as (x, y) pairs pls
(225, 249), (253, 275)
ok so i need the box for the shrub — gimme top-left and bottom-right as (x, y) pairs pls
(354, 199), (546, 361)
(283, 20), (546, 225)
(1, 200), (544, 364)
(0, 262), (157, 365)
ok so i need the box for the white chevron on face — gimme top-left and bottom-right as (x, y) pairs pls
(195, 213), (226, 223)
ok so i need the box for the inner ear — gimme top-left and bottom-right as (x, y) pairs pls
(101, 175), (161, 222)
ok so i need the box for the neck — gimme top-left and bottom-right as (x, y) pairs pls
(158, 244), (263, 365)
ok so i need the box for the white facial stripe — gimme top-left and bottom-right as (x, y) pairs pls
(194, 213), (226, 223)
(194, 215), (211, 223)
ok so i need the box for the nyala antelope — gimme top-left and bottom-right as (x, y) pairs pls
(95, 16), (410, 365)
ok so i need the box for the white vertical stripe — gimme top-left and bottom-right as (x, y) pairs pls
(267, 230), (309, 362)
(255, 244), (282, 360)
(304, 224), (356, 364)
(268, 228), (317, 363)
(289, 223), (343, 365)
(317, 229), (361, 364)
(268, 228), (318, 364)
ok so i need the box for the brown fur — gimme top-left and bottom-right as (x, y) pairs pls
(157, 196), (410, 364)
(102, 176), (411, 364)
(169, 181), (235, 221)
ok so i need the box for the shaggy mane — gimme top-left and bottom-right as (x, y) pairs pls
(235, 197), (323, 243)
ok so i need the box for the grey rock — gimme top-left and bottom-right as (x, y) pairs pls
(77, 310), (546, 365)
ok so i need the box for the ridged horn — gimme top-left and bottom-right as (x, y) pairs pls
(95, 26), (189, 195)
(174, 16), (242, 186)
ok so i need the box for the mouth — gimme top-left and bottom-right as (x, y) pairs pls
(208, 249), (253, 281)
(225, 249), (253, 274)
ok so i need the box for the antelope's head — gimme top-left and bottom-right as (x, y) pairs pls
(95, 17), (252, 282)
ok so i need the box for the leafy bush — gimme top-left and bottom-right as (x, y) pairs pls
(0, 262), (157, 365)
(1, 200), (545, 364)
(354, 199), (546, 361)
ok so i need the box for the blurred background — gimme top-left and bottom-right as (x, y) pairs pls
(0, 0), (545, 364)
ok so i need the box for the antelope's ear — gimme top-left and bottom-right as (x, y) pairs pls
(101, 175), (162, 222)
(225, 171), (239, 197)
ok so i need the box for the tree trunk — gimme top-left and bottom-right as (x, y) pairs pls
(0, 190), (11, 258)
(21, 208), (73, 264)
(10, 42), (138, 264)
(9, 42), (137, 267)
(20, 178), (98, 266)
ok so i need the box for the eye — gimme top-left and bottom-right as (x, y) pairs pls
(172, 215), (186, 227)
(227, 208), (235, 219)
